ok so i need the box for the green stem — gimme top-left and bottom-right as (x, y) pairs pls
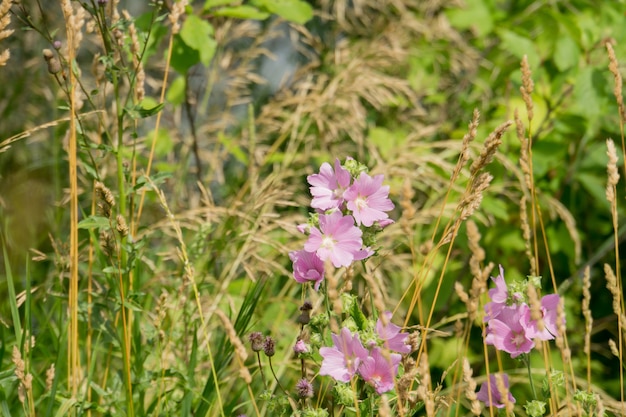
(525, 355), (538, 400)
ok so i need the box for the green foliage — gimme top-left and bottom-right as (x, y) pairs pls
(1, 0), (625, 415)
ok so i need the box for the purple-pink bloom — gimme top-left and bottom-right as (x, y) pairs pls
(308, 159), (352, 210)
(358, 347), (402, 394)
(344, 172), (394, 227)
(304, 211), (363, 268)
(522, 294), (561, 341)
(293, 339), (309, 354)
(486, 305), (534, 358)
(484, 265), (509, 321)
(319, 328), (369, 383)
(290, 250), (325, 290)
(476, 374), (516, 408)
(375, 312), (411, 354)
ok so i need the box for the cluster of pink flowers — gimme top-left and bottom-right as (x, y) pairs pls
(319, 312), (411, 394)
(290, 158), (394, 290)
(476, 374), (515, 408)
(484, 266), (561, 358)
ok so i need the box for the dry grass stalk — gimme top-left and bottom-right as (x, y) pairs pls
(526, 281), (544, 331)
(554, 296), (571, 363)
(514, 108), (534, 198)
(606, 42), (626, 123)
(0, 0), (13, 66)
(466, 220), (492, 320)
(397, 356), (418, 406)
(609, 339), (619, 358)
(606, 139), (620, 205)
(123, 10), (145, 101)
(520, 55), (534, 123)
(45, 364), (56, 391)
(519, 195), (536, 275)
(495, 373), (514, 414)
(462, 358), (481, 416)
(215, 309), (251, 384)
(459, 172), (493, 221)
(12, 346), (33, 405)
(378, 394), (392, 417)
(363, 271), (386, 316)
(169, 0), (188, 35)
(582, 266), (593, 370)
(416, 350), (435, 416)
(460, 109), (480, 168)
(470, 120), (512, 175)
(604, 264), (626, 331)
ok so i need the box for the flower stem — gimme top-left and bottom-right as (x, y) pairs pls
(256, 352), (267, 390)
(525, 355), (538, 400)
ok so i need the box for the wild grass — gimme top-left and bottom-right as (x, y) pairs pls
(0, 0), (625, 416)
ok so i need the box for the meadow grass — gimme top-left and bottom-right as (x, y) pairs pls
(0, 1), (625, 416)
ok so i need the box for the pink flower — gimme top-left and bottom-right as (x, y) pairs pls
(344, 172), (394, 227)
(486, 305), (534, 358)
(375, 312), (411, 354)
(522, 294), (561, 341)
(289, 250), (325, 290)
(293, 339), (309, 354)
(307, 159), (352, 210)
(304, 211), (363, 268)
(476, 374), (516, 408)
(358, 347), (401, 394)
(483, 265), (523, 321)
(319, 328), (369, 383)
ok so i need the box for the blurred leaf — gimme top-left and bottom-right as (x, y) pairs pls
(146, 128), (174, 158)
(212, 5), (270, 20)
(203, 0), (235, 10)
(78, 216), (110, 230)
(445, 0), (493, 37)
(170, 35), (201, 74)
(218, 132), (249, 165)
(166, 76), (186, 106)
(179, 15), (216, 67)
(498, 29), (540, 69)
(553, 35), (580, 71)
(251, 0), (314, 25)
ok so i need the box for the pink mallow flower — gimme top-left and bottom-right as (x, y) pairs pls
(344, 172), (394, 227)
(319, 328), (369, 383)
(307, 159), (352, 210)
(304, 211), (363, 268)
(483, 265), (523, 321)
(358, 347), (402, 394)
(375, 312), (411, 355)
(521, 294), (561, 341)
(289, 250), (325, 290)
(476, 374), (516, 409)
(485, 305), (534, 358)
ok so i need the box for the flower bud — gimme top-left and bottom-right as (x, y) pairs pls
(248, 332), (264, 352)
(263, 336), (275, 357)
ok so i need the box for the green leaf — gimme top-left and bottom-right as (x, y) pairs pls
(179, 15), (216, 67)
(445, 0), (493, 37)
(251, 0), (313, 25)
(146, 128), (174, 158)
(212, 5), (270, 20)
(78, 216), (111, 230)
(170, 34), (201, 74)
(166, 76), (186, 105)
(498, 29), (540, 69)
(203, 0), (235, 10)
(553, 35), (580, 71)
(218, 132), (249, 165)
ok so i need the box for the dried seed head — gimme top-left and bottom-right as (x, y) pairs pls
(248, 332), (264, 352)
(263, 336), (276, 357)
(116, 214), (129, 237)
(295, 378), (314, 398)
(43, 49), (62, 74)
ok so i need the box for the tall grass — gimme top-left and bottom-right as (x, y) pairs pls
(0, 0), (625, 416)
